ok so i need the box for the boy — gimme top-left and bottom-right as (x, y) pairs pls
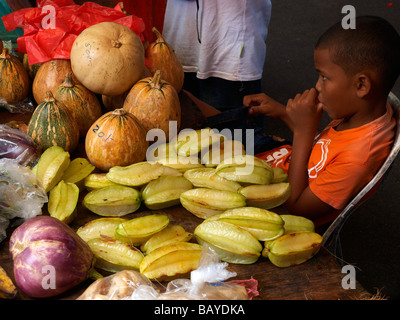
(245, 16), (400, 229)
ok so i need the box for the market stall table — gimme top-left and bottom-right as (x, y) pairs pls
(0, 108), (372, 300)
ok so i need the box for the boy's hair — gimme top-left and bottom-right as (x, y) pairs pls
(316, 16), (400, 95)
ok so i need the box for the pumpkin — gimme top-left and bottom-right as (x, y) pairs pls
(27, 91), (79, 152)
(123, 70), (181, 141)
(54, 73), (102, 137)
(32, 59), (79, 104)
(101, 67), (151, 111)
(85, 108), (148, 172)
(0, 48), (30, 104)
(70, 22), (145, 96)
(22, 54), (41, 80)
(145, 27), (184, 93)
(101, 91), (129, 111)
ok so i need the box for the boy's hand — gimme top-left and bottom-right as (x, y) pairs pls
(244, 93), (286, 119)
(286, 88), (323, 134)
(244, 93), (295, 131)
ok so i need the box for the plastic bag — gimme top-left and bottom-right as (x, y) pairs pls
(77, 269), (157, 300)
(0, 96), (35, 114)
(77, 245), (254, 300)
(156, 245), (249, 300)
(1, 0), (146, 65)
(0, 158), (47, 242)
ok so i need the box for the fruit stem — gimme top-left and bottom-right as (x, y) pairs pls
(151, 70), (162, 88)
(44, 91), (56, 102)
(112, 40), (122, 48)
(61, 72), (74, 88)
(152, 27), (164, 42)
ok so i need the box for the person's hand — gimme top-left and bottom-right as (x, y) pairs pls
(286, 88), (323, 134)
(244, 93), (286, 119)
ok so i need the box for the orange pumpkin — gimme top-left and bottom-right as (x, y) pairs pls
(85, 108), (149, 172)
(0, 48), (30, 104)
(145, 27), (184, 93)
(54, 73), (102, 137)
(101, 91), (129, 111)
(101, 67), (151, 111)
(32, 59), (79, 104)
(123, 70), (181, 141)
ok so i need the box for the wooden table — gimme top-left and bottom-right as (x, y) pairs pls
(0, 203), (370, 300)
(0, 109), (371, 300)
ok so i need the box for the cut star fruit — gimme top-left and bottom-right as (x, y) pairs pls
(60, 157), (95, 191)
(201, 139), (245, 168)
(173, 127), (225, 157)
(194, 220), (262, 264)
(76, 217), (128, 243)
(84, 173), (120, 190)
(82, 185), (141, 217)
(183, 167), (241, 192)
(115, 214), (170, 246)
(215, 154), (274, 185)
(140, 225), (193, 254)
(205, 207), (285, 241)
(34, 145), (70, 192)
(139, 242), (202, 281)
(239, 182), (291, 209)
(141, 175), (193, 210)
(106, 161), (165, 187)
(180, 188), (246, 219)
(48, 180), (79, 224)
(262, 231), (323, 267)
(280, 215), (315, 234)
(87, 237), (144, 273)
(156, 154), (204, 173)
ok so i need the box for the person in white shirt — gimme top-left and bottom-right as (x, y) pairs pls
(163, 0), (272, 110)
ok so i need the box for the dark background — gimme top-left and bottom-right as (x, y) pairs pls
(263, 0), (400, 299)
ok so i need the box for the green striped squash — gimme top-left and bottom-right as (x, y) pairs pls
(0, 48), (30, 104)
(55, 73), (102, 137)
(27, 91), (79, 152)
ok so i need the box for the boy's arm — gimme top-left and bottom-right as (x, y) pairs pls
(283, 89), (334, 220)
(244, 93), (294, 131)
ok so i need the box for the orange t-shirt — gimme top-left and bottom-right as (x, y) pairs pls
(257, 103), (395, 223)
(308, 103), (395, 211)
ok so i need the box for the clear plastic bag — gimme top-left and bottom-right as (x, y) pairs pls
(77, 245), (254, 300)
(0, 158), (48, 242)
(156, 245), (249, 300)
(0, 96), (35, 114)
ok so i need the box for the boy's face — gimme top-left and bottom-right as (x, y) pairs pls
(314, 48), (358, 120)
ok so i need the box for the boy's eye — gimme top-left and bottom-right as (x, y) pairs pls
(320, 75), (327, 80)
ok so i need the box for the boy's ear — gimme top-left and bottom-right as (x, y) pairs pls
(354, 72), (372, 98)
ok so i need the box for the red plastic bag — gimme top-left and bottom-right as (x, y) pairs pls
(1, 0), (146, 65)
